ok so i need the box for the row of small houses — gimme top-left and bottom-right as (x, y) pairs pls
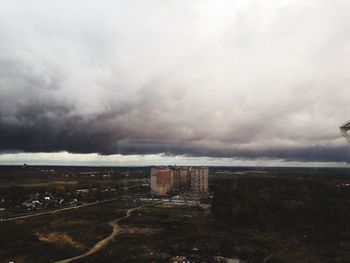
(21, 197), (79, 210)
(0, 187), (117, 212)
(21, 188), (117, 210)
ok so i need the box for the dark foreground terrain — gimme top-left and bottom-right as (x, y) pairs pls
(1, 166), (350, 262)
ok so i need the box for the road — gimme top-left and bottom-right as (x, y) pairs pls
(0, 199), (118, 222)
(0, 183), (146, 223)
(54, 205), (144, 263)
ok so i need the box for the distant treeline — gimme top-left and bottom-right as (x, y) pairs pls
(211, 176), (350, 242)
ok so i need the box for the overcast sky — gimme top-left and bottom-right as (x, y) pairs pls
(1, 0), (350, 166)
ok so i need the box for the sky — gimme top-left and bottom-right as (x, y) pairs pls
(1, 0), (350, 166)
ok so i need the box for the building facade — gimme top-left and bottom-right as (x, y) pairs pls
(150, 167), (172, 196)
(190, 167), (209, 194)
(150, 166), (208, 196)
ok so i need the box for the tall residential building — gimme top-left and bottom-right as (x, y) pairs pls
(150, 166), (172, 196)
(190, 167), (209, 194)
(150, 166), (208, 195)
(171, 167), (190, 191)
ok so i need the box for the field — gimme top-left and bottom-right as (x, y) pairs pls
(1, 166), (350, 262)
(0, 201), (128, 262)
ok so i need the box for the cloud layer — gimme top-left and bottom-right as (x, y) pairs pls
(1, 0), (350, 163)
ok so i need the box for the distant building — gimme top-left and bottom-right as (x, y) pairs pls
(171, 166), (190, 191)
(190, 167), (209, 194)
(150, 166), (208, 196)
(150, 167), (172, 195)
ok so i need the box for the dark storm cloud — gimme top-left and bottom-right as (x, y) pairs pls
(1, 0), (350, 163)
(115, 140), (350, 163)
(1, 98), (350, 162)
(0, 102), (115, 154)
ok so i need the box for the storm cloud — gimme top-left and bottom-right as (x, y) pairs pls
(1, 0), (350, 163)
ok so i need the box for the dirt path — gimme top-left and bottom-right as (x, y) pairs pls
(54, 206), (143, 263)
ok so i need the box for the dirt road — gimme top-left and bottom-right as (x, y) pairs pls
(54, 205), (143, 263)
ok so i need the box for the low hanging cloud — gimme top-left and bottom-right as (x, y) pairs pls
(1, 0), (350, 163)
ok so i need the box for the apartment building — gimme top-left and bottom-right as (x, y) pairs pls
(150, 166), (208, 196)
(190, 166), (209, 194)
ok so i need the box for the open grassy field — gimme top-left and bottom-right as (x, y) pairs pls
(72, 201), (349, 263)
(0, 201), (128, 263)
(0, 200), (337, 263)
(0, 180), (79, 187)
(72, 203), (233, 262)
